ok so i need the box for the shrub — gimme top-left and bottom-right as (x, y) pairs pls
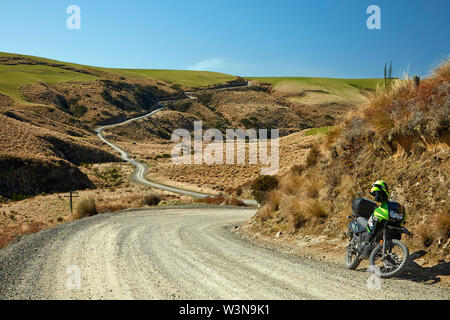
(72, 104), (88, 118)
(142, 192), (161, 206)
(197, 195), (225, 205)
(418, 225), (434, 247)
(304, 179), (322, 198)
(73, 196), (98, 219)
(226, 197), (245, 206)
(250, 175), (279, 204)
(267, 190), (282, 211)
(305, 145), (319, 167)
(280, 196), (305, 229)
(290, 164), (304, 175)
(11, 194), (29, 201)
(257, 203), (274, 222)
(97, 202), (127, 213)
(280, 172), (303, 195)
(433, 212), (450, 240)
(302, 199), (327, 219)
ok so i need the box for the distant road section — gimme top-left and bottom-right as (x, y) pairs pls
(95, 83), (257, 206)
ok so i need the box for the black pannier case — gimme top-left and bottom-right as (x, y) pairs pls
(352, 198), (378, 219)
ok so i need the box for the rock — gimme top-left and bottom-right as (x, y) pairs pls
(275, 231), (282, 238)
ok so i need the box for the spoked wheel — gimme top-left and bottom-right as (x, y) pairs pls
(345, 243), (362, 270)
(369, 239), (409, 278)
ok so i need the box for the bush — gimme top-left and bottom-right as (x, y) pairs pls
(142, 192), (161, 206)
(72, 104), (88, 118)
(73, 196), (98, 219)
(280, 196), (306, 229)
(302, 199), (327, 219)
(250, 175), (279, 204)
(305, 145), (319, 167)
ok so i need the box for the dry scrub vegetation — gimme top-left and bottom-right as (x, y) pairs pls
(0, 178), (194, 249)
(245, 60), (450, 266)
(104, 130), (319, 196)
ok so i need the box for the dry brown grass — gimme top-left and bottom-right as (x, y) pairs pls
(433, 58), (450, 82)
(196, 195), (245, 206)
(96, 201), (128, 213)
(433, 212), (450, 240)
(246, 59), (450, 265)
(302, 199), (328, 219)
(305, 144), (319, 167)
(325, 126), (341, 146)
(304, 180), (322, 198)
(280, 172), (304, 195)
(142, 192), (162, 206)
(72, 196), (97, 219)
(257, 203), (274, 222)
(267, 190), (282, 211)
(363, 60), (449, 143)
(279, 196), (305, 229)
(113, 130), (318, 198)
(417, 224), (435, 247)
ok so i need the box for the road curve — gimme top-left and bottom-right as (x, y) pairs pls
(0, 206), (448, 300)
(95, 88), (257, 206)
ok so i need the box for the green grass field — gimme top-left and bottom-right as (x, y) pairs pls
(0, 52), (239, 103)
(0, 64), (99, 104)
(250, 77), (382, 105)
(304, 126), (335, 136)
(98, 68), (237, 87)
(0, 52), (381, 105)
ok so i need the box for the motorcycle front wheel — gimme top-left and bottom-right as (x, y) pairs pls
(369, 239), (409, 278)
(345, 245), (362, 270)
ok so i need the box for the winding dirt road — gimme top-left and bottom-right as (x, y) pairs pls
(95, 87), (257, 205)
(1, 206), (448, 299)
(1, 82), (448, 300)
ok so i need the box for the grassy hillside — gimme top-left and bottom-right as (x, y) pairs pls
(0, 64), (98, 104)
(250, 77), (382, 105)
(99, 68), (238, 87)
(0, 52), (238, 104)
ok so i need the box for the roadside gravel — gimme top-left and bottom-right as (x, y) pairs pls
(0, 206), (448, 300)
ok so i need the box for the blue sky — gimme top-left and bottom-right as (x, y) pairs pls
(1, 0), (449, 78)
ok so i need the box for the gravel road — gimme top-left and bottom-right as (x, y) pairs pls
(0, 206), (448, 300)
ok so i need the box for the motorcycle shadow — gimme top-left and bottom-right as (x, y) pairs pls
(397, 250), (450, 284)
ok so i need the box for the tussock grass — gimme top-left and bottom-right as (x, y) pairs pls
(433, 213), (450, 240)
(96, 201), (127, 213)
(279, 196), (305, 229)
(304, 180), (322, 198)
(267, 190), (282, 211)
(196, 195), (245, 206)
(73, 196), (97, 219)
(280, 172), (303, 195)
(142, 192), (162, 206)
(417, 224), (435, 247)
(302, 199), (328, 219)
(251, 59), (449, 263)
(305, 144), (319, 167)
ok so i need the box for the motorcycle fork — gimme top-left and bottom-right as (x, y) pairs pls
(381, 228), (389, 260)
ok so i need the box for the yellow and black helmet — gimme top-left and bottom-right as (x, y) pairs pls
(370, 180), (389, 202)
